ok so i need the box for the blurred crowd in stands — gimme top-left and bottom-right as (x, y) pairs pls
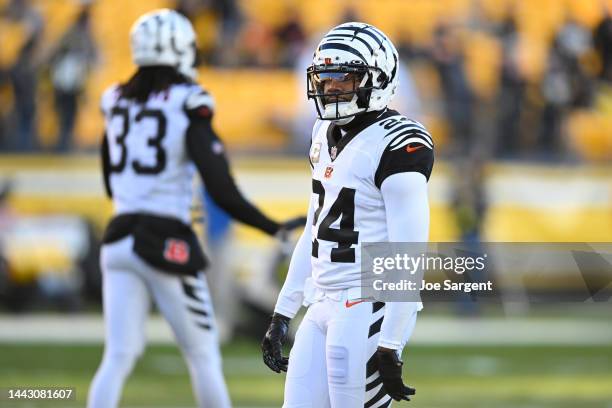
(0, 0), (611, 162)
(0, 0), (97, 152)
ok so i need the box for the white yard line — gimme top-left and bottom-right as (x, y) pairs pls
(0, 315), (610, 345)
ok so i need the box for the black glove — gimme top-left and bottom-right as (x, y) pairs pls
(261, 313), (291, 373)
(375, 347), (416, 401)
(276, 216), (307, 255)
(278, 216), (307, 234)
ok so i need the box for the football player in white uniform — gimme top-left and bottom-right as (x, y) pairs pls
(87, 9), (303, 408)
(261, 22), (434, 407)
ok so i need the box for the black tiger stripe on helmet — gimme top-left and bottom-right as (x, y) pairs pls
(307, 22), (400, 123)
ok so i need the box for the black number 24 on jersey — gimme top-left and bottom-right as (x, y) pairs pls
(311, 179), (359, 263)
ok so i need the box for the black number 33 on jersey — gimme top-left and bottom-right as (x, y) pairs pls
(108, 107), (167, 175)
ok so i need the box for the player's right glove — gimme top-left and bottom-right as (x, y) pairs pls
(279, 216), (307, 232)
(276, 216), (307, 255)
(375, 347), (416, 401)
(276, 216), (307, 240)
(261, 312), (291, 373)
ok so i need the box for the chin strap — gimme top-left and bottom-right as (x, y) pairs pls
(332, 116), (356, 126)
(336, 109), (385, 131)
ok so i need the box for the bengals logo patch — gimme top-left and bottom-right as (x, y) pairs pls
(164, 239), (190, 264)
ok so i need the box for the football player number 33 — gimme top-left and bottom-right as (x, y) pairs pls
(109, 107), (167, 175)
(312, 179), (359, 263)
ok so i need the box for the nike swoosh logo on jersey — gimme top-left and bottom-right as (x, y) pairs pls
(406, 144), (424, 153)
(345, 299), (365, 308)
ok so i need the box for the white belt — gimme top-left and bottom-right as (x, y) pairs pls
(302, 278), (365, 307)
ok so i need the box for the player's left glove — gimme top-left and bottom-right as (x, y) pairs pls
(261, 313), (291, 373)
(375, 347), (416, 401)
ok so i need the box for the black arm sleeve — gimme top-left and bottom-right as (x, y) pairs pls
(185, 115), (280, 236)
(101, 133), (113, 198)
(374, 143), (434, 189)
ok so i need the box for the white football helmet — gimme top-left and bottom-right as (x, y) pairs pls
(130, 9), (198, 80)
(307, 22), (399, 124)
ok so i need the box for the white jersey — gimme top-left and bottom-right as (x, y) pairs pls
(101, 83), (214, 224)
(307, 109), (434, 290)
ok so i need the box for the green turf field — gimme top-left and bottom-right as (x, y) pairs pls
(1, 342), (611, 408)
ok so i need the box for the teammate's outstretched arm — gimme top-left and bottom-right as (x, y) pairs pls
(376, 166), (432, 401)
(184, 99), (303, 236)
(261, 199), (314, 372)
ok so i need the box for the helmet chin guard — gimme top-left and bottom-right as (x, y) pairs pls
(307, 22), (399, 123)
(324, 103), (356, 125)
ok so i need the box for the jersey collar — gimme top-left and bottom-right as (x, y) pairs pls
(326, 109), (399, 161)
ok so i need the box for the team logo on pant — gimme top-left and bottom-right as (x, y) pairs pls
(164, 239), (190, 264)
(324, 166), (334, 179)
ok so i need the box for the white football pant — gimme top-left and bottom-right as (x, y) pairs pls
(87, 236), (231, 408)
(283, 288), (401, 408)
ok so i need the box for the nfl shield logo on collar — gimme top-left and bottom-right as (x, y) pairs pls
(330, 146), (338, 160)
